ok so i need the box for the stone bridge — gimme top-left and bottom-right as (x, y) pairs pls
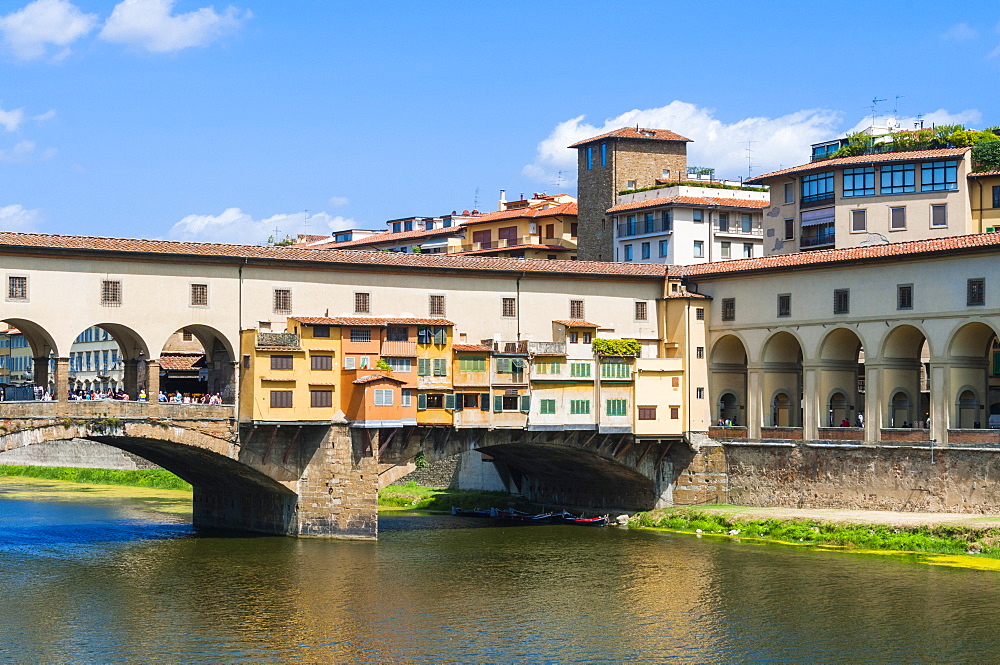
(0, 401), (377, 539)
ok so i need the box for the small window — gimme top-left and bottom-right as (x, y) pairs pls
(626, 179), (637, 189)
(671, 376), (680, 387)
(777, 293), (791, 317)
(313, 325), (330, 338)
(385, 357), (411, 373)
(993, 185), (1000, 209)
(968, 278), (986, 306)
(270, 390), (293, 408)
(569, 362), (591, 377)
(930, 204), (947, 228)
(344, 357), (356, 370)
(569, 331), (579, 343)
(695, 308), (705, 321)
(834, 288), (850, 314)
(743, 243), (753, 258)
(350, 329), (371, 343)
(502, 297), (517, 317)
(190, 283), (208, 307)
(783, 218), (794, 240)
(635, 301), (647, 321)
(310, 390), (333, 408)
(696, 347), (704, 359)
(623, 245), (633, 261)
(462, 393), (480, 408)
(539, 399), (556, 415)
(569, 399), (590, 415)
(889, 207), (906, 231)
(696, 387), (705, 399)
(570, 299), (585, 320)
(897, 284), (913, 310)
(401, 389), (412, 407)
(721, 298), (735, 321)
(182, 330), (193, 341)
(606, 399), (628, 416)
(7, 276), (27, 301)
(424, 394), (444, 409)
(387, 326), (408, 342)
(273, 288), (291, 314)
(850, 209), (867, 233)
(693, 210), (704, 223)
(641, 242), (650, 260)
(311, 355), (333, 371)
(429, 294), (446, 317)
(433, 358), (447, 376)
(693, 241), (704, 258)
(374, 389), (395, 407)
(271, 355), (293, 370)
(659, 239), (669, 257)
(670, 406), (680, 419)
(355, 292), (370, 313)
(101, 280), (122, 307)
(720, 241), (731, 259)
(784, 182), (794, 204)
(582, 332), (592, 344)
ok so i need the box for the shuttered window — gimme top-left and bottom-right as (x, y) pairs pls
(270, 390), (293, 408)
(310, 390), (332, 407)
(311, 355), (332, 371)
(271, 355), (293, 370)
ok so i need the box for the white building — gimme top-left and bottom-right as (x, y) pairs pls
(607, 184), (769, 265)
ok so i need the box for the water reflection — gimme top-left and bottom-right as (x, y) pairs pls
(2, 492), (1000, 662)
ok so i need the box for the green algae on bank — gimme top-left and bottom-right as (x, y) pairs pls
(0, 464), (190, 490)
(0, 476), (192, 516)
(632, 507), (1000, 568)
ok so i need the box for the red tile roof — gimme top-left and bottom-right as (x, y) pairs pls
(452, 344), (492, 352)
(568, 127), (692, 148)
(307, 222), (468, 250)
(684, 230), (1000, 277)
(0, 231), (671, 279)
(352, 374), (408, 385)
(607, 195), (769, 214)
(157, 353), (204, 370)
(552, 320), (600, 328)
(459, 244), (573, 256)
(292, 316), (455, 326)
(746, 147), (970, 185)
(464, 202), (577, 226)
(969, 170), (1000, 177)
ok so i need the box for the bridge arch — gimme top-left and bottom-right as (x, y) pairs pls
(156, 324), (237, 402)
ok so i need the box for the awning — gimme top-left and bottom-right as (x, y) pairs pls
(801, 207), (834, 227)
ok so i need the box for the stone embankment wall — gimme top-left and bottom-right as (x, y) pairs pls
(687, 440), (1000, 514)
(0, 439), (160, 470)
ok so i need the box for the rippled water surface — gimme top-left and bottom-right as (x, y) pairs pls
(2, 483), (1000, 663)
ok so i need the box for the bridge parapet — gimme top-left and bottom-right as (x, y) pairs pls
(0, 401), (234, 421)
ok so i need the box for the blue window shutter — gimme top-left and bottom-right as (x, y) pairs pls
(494, 395), (503, 412)
(480, 393), (490, 410)
(520, 395), (530, 413)
(445, 393), (456, 410)
(453, 394), (463, 411)
(417, 393), (427, 410)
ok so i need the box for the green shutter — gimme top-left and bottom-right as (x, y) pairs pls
(445, 393), (456, 410)
(480, 393), (490, 410)
(496, 358), (511, 373)
(434, 326), (447, 345)
(417, 358), (430, 376)
(433, 358), (447, 376)
(453, 393), (463, 411)
(520, 395), (530, 413)
(417, 393), (427, 410)
(494, 395), (504, 412)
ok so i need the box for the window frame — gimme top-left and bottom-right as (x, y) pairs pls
(634, 301), (648, 321)
(850, 209), (867, 233)
(271, 354), (293, 370)
(270, 390), (293, 408)
(190, 282), (208, 307)
(350, 328), (372, 343)
(310, 390), (333, 408)
(311, 354), (333, 371)
(428, 294), (446, 317)
(273, 288), (292, 314)
(721, 298), (735, 322)
(569, 299), (585, 320)
(880, 163), (915, 194)
(501, 297), (517, 318)
(6, 275), (28, 302)
(889, 206), (906, 231)
(833, 288), (850, 315)
(777, 293), (791, 318)
(930, 203), (948, 228)
(842, 166), (875, 197)
(920, 160), (958, 192)
(101, 279), (122, 307)
(897, 284), (913, 310)
(968, 278), (986, 307)
(693, 240), (704, 258)
(354, 292), (371, 313)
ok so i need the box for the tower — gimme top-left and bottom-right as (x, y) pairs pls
(570, 127), (690, 261)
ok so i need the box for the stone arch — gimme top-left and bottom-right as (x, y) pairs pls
(945, 321), (998, 431)
(718, 391), (740, 425)
(879, 324), (930, 429)
(1, 318), (59, 394)
(817, 327), (865, 428)
(761, 331), (803, 427)
(67, 323), (152, 399)
(157, 324), (237, 403)
(955, 385), (982, 429)
(709, 334), (748, 427)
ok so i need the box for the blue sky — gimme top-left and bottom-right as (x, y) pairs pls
(2, 0), (999, 244)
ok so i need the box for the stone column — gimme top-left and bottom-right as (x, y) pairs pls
(123, 359), (139, 399)
(746, 366), (762, 440)
(863, 364), (881, 444)
(54, 357), (70, 402)
(145, 360), (160, 401)
(32, 357), (49, 392)
(801, 364), (820, 441)
(929, 360), (949, 445)
(224, 360), (239, 404)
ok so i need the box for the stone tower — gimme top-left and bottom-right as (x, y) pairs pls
(571, 128), (690, 261)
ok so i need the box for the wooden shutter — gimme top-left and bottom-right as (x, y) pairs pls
(480, 393), (490, 410)
(417, 358), (430, 376)
(519, 395), (530, 413)
(445, 393), (456, 410)
(493, 395), (503, 412)
(417, 393), (427, 410)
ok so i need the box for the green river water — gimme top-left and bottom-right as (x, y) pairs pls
(1, 478), (999, 663)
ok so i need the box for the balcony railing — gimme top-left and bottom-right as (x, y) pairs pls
(800, 229), (836, 248)
(617, 220), (671, 238)
(460, 235), (550, 252)
(716, 223), (762, 235)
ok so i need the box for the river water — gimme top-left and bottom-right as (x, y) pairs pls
(2, 484), (1000, 663)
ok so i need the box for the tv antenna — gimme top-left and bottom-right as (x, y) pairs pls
(556, 170), (566, 188)
(745, 140), (756, 178)
(473, 187), (480, 211)
(870, 96), (887, 128)
(302, 209), (309, 236)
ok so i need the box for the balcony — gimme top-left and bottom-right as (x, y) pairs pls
(716, 223), (762, 236)
(617, 220), (671, 238)
(800, 228), (836, 249)
(485, 340), (529, 355)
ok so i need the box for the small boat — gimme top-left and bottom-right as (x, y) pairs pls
(451, 506), (491, 517)
(559, 512), (609, 527)
(489, 508), (558, 524)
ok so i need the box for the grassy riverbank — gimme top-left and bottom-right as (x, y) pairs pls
(632, 507), (1000, 559)
(378, 481), (530, 512)
(0, 464), (191, 491)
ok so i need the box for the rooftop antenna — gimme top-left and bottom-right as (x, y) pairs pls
(473, 187), (480, 211)
(555, 170), (565, 189)
(745, 139), (756, 178)
(302, 209), (309, 236)
(870, 96), (887, 129)
(914, 113), (925, 130)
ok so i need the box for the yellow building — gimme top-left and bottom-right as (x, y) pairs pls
(459, 196), (578, 259)
(970, 171), (1000, 232)
(238, 318), (342, 423)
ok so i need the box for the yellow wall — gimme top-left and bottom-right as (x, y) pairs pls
(971, 175), (1000, 232)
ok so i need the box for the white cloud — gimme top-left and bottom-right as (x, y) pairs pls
(167, 208), (357, 244)
(0, 204), (43, 232)
(0, 0), (97, 61)
(0, 103), (25, 132)
(328, 195), (349, 207)
(0, 139), (56, 163)
(523, 101), (845, 184)
(100, 0), (248, 53)
(942, 22), (977, 41)
(33, 109), (56, 122)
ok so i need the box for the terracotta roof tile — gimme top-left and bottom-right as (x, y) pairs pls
(464, 202), (577, 225)
(568, 127), (692, 148)
(460, 244), (573, 256)
(452, 344), (492, 352)
(746, 147), (970, 185)
(352, 374), (408, 385)
(157, 353), (204, 370)
(0, 231), (669, 279)
(552, 320), (600, 328)
(969, 170), (1000, 177)
(607, 195), (769, 213)
(684, 230), (1000, 277)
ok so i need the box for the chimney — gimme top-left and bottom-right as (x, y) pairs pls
(498, 189), (506, 211)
